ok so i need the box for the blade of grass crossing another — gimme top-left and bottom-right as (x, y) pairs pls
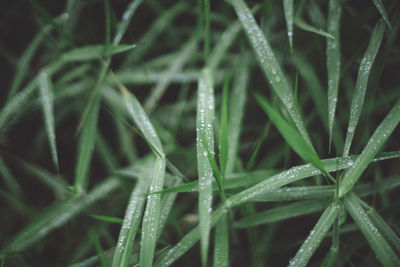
(283, 0), (294, 52)
(38, 71), (59, 171)
(112, 164), (151, 267)
(342, 193), (400, 266)
(196, 67), (215, 266)
(371, 0), (393, 33)
(288, 203), (340, 267)
(230, 0), (314, 148)
(139, 157), (166, 267)
(213, 214), (229, 267)
(254, 93), (335, 183)
(219, 74), (229, 179)
(74, 94), (101, 194)
(326, 0), (341, 150)
(343, 20), (385, 157)
(338, 97), (400, 197)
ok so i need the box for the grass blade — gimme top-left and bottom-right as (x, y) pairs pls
(343, 20), (385, 156)
(226, 57), (249, 174)
(371, 0), (393, 33)
(89, 214), (123, 224)
(326, 0), (341, 149)
(230, 0), (313, 148)
(338, 98), (400, 197)
(139, 156), (166, 267)
(74, 94), (101, 194)
(112, 164), (151, 267)
(0, 177), (120, 259)
(61, 44), (136, 62)
(196, 68), (215, 266)
(359, 199), (400, 255)
(294, 18), (335, 39)
(213, 214), (229, 267)
(144, 36), (197, 113)
(342, 193), (400, 266)
(235, 200), (327, 228)
(283, 0), (294, 52)
(254, 93), (335, 183)
(113, 0), (144, 45)
(38, 71), (59, 171)
(288, 202), (340, 267)
(0, 156), (21, 195)
(219, 75), (229, 178)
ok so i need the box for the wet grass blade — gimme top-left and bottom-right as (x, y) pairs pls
(283, 0), (294, 52)
(0, 177), (120, 259)
(38, 71), (59, 171)
(326, 0), (341, 150)
(338, 98), (400, 198)
(254, 93), (335, 183)
(144, 36), (197, 113)
(74, 94), (101, 194)
(343, 20), (385, 156)
(196, 68), (215, 266)
(230, 0), (313, 148)
(288, 202), (340, 267)
(235, 200), (327, 228)
(61, 44), (136, 62)
(112, 168), (151, 267)
(226, 58), (248, 174)
(342, 193), (400, 266)
(359, 199), (400, 255)
(213, 214), (229, 267)
(294, 18), (335, 39)
(371, 0), (393, 33)
(113, 0), (144, 45)
(139, 156), (166, 267)
(219, 75), (229, 179)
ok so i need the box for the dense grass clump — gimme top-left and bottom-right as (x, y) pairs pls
(1, 0), (400, 266)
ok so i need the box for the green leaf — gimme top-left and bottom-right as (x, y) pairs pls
(113, 0), (144, 45)
(219, 74), (229, 179)
(283, 0), (294, 52)
(0, 177), (120, 258)
(371, 0), (393, 33)
(38, 71), (59, 171)
(342, 193), (400, 266)
(294, 18), (335, 39)
(288, 202), (340, 267)
(89, 214), (123, 224)
(74, 94), (101, 194)
(139, 157), (166, 267)
(254, 93), (335, 183)
(230, 0), (313, 148)
(196, 67), (215, 266)
(61, 44), (136, 62)
(343, 20), (385, 156)
(235, 200), (327, 228)
(213, 214), (229, 267)
(326, 0), (342, 149)
(338, 98), (400, 198)
(112, 168), (151, 267)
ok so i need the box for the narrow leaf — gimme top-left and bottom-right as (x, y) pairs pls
(338, 97), (400, 197)
(283, 0), (294, 52)
(213, 214), (229, 267)
(343, 20), (385, 156)
(139, 157), (166, 267)
(294, 18), (335, 39)
(74, 94), (101, 194)
(326, 0), (342, 149)
(62, 44), (136, 62)
(89, 214), (123, 224)
(230, 0), (313, 147)
(288, 203), (340, 267)
(38, 71), (59, 171)
(235, 200), (327, 228)
(342, 193), (400, 266)
(196, 68), (215, 266)
(219, 75), (229, 179)
(254, 93), (335, 183)
(371, 0), (393, 33)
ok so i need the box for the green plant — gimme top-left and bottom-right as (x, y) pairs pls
(1, 0), (400, 266)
